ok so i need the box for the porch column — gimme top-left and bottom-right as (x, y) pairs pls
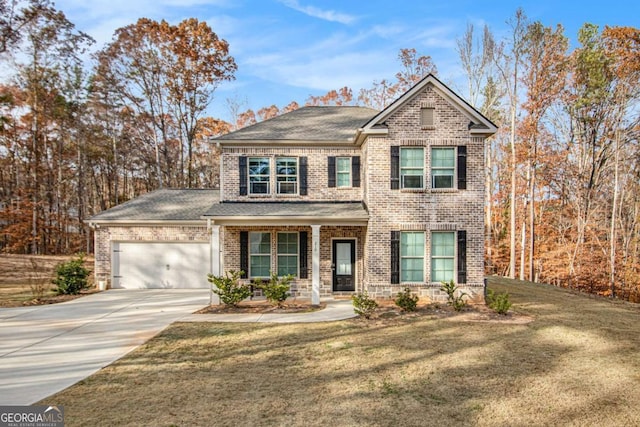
(210, 224), (221, 305)
(311, 224), (321, 306)
(211, 224), (221, 275)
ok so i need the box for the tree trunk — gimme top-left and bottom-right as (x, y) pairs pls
(528, 138), (537, 282)
(509, 105), (517, 278)
(485, 140), (493, 273)
(610, 131), (620, 298)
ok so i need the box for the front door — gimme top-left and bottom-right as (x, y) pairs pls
(332, 240), (355, 292)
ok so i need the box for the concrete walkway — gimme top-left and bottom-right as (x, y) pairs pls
(182, 299), (357, 323)
(0, 292), (355, 405)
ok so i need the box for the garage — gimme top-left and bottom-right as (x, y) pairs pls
(112, 242), (210, 289)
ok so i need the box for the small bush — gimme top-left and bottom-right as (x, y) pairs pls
(27, 258), (49, 300)
(486, 289), (512, 315)
(351, 291), (378, 319)
(254, 272), (293, 307)
(52, 254), (90, 295)
(440, 279), (468, 311)
(394, 287), (419, 312)
(207, 270), (252, 307)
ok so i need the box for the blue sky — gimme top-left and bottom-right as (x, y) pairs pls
(55, 0), (640, 121)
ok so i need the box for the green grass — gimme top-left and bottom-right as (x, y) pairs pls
(40, 277), (640, 426)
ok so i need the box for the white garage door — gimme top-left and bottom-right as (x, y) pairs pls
(112, 242), (210, 289)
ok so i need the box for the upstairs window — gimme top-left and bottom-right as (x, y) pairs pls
(431, 147), (455, 189)
(276, 157), (298, 194)
(329, 156), (360, 188)
(336, 157), (352, 187)
(249, 158), (270, 194)
(400, 147), (424, 189)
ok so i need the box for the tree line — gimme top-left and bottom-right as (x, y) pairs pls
(1, 2), (639, 300)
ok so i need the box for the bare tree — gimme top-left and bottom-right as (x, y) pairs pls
(493, 8), (528, 279)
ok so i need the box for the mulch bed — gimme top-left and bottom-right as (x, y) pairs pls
(196, 300), (327, 314)
(195, 298), (534, 324)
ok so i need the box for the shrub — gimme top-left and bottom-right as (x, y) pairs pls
(394, 287), (419, 312)
(207, 270), (252, 307)
(253, 272), (292, 307)
(27, 258), (49, 300)
(52, 254), (90, 295)
(351, 291), (378, 319)
(486, 289), (512, 315)
(440, 279), (468, 311)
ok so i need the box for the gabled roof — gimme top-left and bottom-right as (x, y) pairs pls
(358, 73), (498, 140)
(88, 189), (219, 224)
(216, 106), (378, 143)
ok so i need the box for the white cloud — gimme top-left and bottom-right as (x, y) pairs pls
(244, 50), (397, 92)
(410, 24), (459, 49)
(278, 0), (357, 24)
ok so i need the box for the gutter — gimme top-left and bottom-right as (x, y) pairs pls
(84, 220), (208, 227)
(354, 127), (389, 146)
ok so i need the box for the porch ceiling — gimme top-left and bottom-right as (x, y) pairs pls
(203, 202), (369, 226)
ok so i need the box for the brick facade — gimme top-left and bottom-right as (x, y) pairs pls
(216, 81), (490, 302)
(222, 147), (363, 202)
(362, 86), (486, 301)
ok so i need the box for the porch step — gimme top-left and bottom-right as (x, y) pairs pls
(332, 292), (356, 300)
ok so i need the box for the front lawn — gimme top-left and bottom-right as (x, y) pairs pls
(40, 277), (640, 426)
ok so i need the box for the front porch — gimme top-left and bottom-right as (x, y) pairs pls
(204, 202), (369, 305)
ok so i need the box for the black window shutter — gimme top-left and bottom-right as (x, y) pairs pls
(239, 156), (248, 196)
(240, 231), (249, 278)
(299, 231), (308, 278)
(457, 230), (467, 284)
(299, 156), (308, 195)
(457, 146), (467, 190)
(352, 156), (361, 187)
(390, 146), (400, 190)
(328, 156), (336, 187)
(391, 231), (400, 284)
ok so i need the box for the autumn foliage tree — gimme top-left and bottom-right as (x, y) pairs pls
(94, 18), (236, 189)
(466, 17), (640, 301)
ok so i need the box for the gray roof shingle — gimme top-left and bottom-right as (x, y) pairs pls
(204, 202), (368, 220)
(89, 189), (219, 222)
(216, 106), (378, 141)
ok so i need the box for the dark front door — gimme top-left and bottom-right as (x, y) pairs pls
(332, 240), (355, 292)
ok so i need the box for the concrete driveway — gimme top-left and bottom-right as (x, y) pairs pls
(0, 289), (209, 405)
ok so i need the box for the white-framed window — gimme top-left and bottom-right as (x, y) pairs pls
(249, 157), (270, 194)
(431, 231), (455, 282)
(276, 157), (298, 194)
(249, 232), (271, 278)
(431, 147), (455, 189)
(277, 232), (298, 276)
(401, 232), (425, 282)
(336, 157), (351, 187)
(400, 147), (424, 189)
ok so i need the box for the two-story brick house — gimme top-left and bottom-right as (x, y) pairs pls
(89, 74), (497, 303)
